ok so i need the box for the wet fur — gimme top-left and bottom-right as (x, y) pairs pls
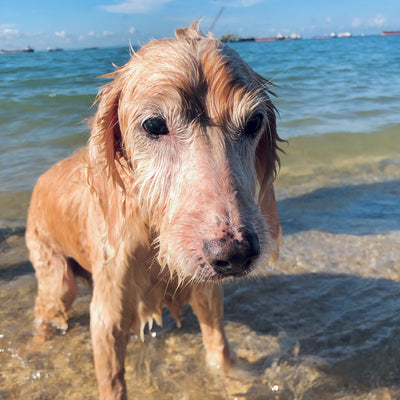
(26, 22), (282, 400)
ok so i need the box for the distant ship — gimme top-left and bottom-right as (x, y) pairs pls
(382, 31), (400, 36)
(314, 33), (337, 39)
(255, 37), (284, 42)
(221, 33), (301, 43)
(0, 46), (34, 54)
(337, 32), (352, 38)
(220, 34), (255, 43)
(256, 33), (301, 41)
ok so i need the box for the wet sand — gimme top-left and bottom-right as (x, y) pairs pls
(1, 128), (400, 400)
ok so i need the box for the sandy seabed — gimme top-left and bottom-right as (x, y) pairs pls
(1, 128), (400, 400)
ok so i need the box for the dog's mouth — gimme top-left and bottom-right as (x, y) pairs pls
(196, 258), (255, 281)
(213, 258), (254, 278)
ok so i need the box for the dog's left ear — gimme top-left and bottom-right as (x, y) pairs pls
(255, 108), (282, 261)
(87, 79), (126, 249)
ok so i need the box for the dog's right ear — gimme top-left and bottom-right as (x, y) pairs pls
(88, 78), (123, 185)
(87, 77), (126, 249)
(255, 104), (282, 262)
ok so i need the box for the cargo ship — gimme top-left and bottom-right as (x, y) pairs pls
(382, 31), (400, 36)
(255, 37), (283, 42)
(221, 33), (301, 43)
(0, 46), (34, 54)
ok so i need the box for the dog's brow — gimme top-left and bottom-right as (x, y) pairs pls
(178, 83), (211, 125)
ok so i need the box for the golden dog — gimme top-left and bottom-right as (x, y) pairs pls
(26, 22), (282, 400)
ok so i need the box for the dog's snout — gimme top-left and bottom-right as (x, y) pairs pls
(203, 231), (260, 277)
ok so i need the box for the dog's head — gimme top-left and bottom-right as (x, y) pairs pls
(88, 22), (282, 281)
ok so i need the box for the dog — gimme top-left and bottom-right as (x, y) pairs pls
(26, 22), (282, 400)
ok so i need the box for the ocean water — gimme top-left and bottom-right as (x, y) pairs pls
(1, 34), (400, 400)
(1, 35), (399, 204)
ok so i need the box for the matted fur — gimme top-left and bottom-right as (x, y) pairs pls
(26, 21), (282, 400)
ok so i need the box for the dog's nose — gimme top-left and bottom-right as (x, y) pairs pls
(203, 231), (260, 277)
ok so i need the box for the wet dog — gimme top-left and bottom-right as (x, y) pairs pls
(26, 22), (282, 400)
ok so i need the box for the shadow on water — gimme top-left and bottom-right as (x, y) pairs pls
(223, 274), (400, 398)
(0, 260), (33, 281)
(0, 226), (33, 281)
(278, 179), (400, 236)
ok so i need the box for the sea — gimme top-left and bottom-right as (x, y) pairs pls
(1, 35), (400, 217)
(1, 35), (400, 399)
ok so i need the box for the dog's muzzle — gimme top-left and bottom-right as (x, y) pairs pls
(203, 230), (260, 278)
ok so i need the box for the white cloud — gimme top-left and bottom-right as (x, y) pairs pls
(54, 31), (71, 43)
(0, 24), (20, 39)
(102, 30), (114, 37)
(2, 28), (20, 37)
(102, 0), (174, 14)
(129, 26), (135, 34)
(326, 16), (332, 24)
(369, 14), (386, 27)
(0, 24), (16, 30)
(55, 31), (67, 38)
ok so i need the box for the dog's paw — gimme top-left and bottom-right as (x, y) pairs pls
(34, 316), (68, 342)
(206, 345), (237, 372)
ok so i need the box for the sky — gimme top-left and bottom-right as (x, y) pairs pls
(1, 0), (400, 50)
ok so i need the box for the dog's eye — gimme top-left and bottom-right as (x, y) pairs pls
(143, 117), (169, 137)
(243, 113), (263, 136)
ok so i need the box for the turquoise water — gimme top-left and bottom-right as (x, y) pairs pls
(0, 48), (130, 196)
(233, 35), (400, 137)
(1, 35), (400, 199)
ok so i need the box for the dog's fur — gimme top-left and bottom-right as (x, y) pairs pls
(26, 22), (282, 400)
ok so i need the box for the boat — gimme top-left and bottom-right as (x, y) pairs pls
(47, 48), (63, 52)
(255, 37), (284, 42)
(382, 31), (400, 36)
(337, 32), (352, 38)
(0, 46), (34, 54)
(220, 34), (239, 43)
(314, 33), (337, 40)
(221, 32), (301, 43)
(238, 37), (255, 42)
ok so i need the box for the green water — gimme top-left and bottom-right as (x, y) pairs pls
(278, 124), (400, 185)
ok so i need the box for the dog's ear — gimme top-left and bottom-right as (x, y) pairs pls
(87, 79), (126, 250)
(255, 109), (282, 261)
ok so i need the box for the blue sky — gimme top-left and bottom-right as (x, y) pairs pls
(1, 0), (399, 50)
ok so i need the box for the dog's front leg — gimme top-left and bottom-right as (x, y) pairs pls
(190, 284), (234, 370)
(90, 272), (132, 400)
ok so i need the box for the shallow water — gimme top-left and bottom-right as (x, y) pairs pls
(1, 35), (400, 399)
(1, 139), (400, 399)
